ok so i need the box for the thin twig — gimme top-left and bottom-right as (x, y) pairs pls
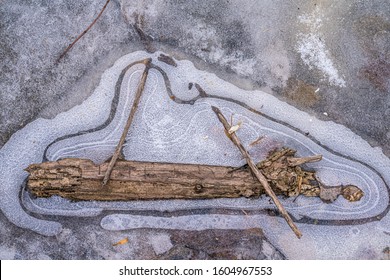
(102, 58), (152, 186)
(287, 154), (322, 166)
(249, 136), (265, 147)
(56, 0), (111, 63)
(211, 106), (302, 239)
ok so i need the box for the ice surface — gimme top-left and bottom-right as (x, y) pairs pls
(101, 214), (267, 231)
(297, 7), (346, 87)
(0, 51), (389, 258)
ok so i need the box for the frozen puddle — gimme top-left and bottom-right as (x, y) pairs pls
(1, 51), (389, 258)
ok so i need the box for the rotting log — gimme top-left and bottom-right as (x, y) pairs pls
(25, 148), (364, 202)
(27, 158), (267, 201)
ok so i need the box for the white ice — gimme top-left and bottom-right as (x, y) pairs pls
(0, 51), (389, 258)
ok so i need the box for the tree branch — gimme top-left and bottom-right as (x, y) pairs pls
(102, 58), (152, 186)
(211, 106), (302, 239)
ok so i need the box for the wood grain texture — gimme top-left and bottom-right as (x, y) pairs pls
(26, 153), (363, 203)
(27, 158), (268, 201)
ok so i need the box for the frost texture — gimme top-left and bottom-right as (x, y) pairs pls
(297, 8), (346, 87)
(101, 214), (267, 231)
(0, 51), (389, 259)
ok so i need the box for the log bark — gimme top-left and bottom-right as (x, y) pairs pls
(25, 151), (364, 203)
(27, 158), (267, 201)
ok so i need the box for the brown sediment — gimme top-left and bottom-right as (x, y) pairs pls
(282, 78), (320, 108)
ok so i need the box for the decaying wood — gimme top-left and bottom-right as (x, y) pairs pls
(27, 158), (266, 201)
(26, 154), (363, 203)
(211, 106), (302, 238)
(102, 58), (151, 186)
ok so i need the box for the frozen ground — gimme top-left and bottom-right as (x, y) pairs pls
(0, 0), (389, 259)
